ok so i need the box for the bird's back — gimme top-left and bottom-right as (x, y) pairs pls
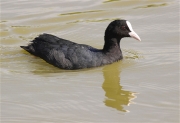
(21, 34), (103, 69)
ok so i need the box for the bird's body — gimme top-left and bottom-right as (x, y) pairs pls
(21, 20), (141, 70)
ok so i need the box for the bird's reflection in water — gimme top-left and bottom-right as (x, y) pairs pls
(102, 61), (136, 112)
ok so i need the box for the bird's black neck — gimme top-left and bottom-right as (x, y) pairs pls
(103, 36), (122, 53)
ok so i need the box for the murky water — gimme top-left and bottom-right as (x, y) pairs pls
(0, 0), (179, 122)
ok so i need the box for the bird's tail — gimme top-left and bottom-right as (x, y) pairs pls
(20, 45), (37, 56)
(20, 46), (29, 51)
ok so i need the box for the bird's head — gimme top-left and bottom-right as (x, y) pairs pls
(105, 19), (141, 41)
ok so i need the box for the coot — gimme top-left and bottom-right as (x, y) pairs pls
(21, 19), (141, 70)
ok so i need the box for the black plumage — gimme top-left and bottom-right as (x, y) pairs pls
(20, 19), (141, 70)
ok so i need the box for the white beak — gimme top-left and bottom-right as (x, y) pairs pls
(129, 31), (141, 41)
(126, 21), (141, 41)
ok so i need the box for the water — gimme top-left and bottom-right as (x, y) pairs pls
(0, 0), (179, 122)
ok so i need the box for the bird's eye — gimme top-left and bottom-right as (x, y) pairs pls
(121, 26), (126, 30)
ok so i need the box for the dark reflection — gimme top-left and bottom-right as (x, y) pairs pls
(134, 3), (167, 9)
(102, 62), (136, 112)
(103, 0), (120, 3)
(60, 10), (103, 16)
